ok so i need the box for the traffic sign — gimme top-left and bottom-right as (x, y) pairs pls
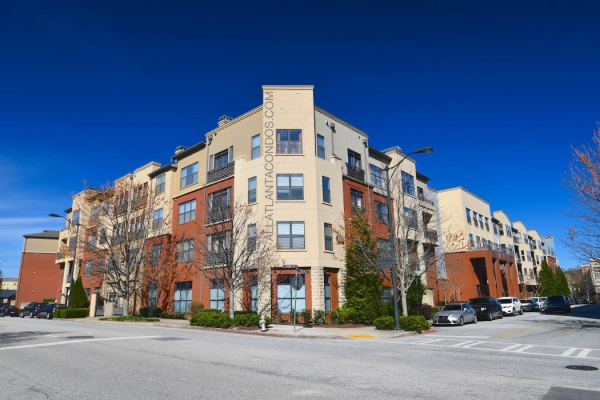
(291, 275), (304, 290)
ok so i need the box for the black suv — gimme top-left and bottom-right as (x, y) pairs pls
(0, 304), (18, 317)
(468, 297), (503, 321)
(37, 303), (57, 319)
(20, 302), (45, 318)
(546, 295), (571, 314)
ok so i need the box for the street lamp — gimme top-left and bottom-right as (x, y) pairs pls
(384, 147), (433, 330)
(49, 213), (80, 308)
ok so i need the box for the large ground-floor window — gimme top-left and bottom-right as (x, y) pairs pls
(324, 274), (331, 312)
(249, 280), (258, 312)
(210, 279), (225, 311)
(148, 283), (157, 309)
(277, 275), (306, 313)
(174, 281), (192, 313)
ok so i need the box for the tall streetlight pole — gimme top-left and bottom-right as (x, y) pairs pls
(384, 147), (433, 330)
(49, 213), (79, 308)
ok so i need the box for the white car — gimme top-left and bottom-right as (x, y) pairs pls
(497, 297), (523, 316)
(529, 297), (546, 309)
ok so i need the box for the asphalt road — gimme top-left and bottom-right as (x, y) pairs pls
(1, 305), (599, 399)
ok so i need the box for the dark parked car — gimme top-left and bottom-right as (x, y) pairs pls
(468, 297), (503, 321)
(0, 304), (18, 317)
(37, 303), (57, 319)
(546, 295), (571, 314)
(20, 302), (44, 318)
(581, 298), (589, 304)
(521, 299), (540, 312)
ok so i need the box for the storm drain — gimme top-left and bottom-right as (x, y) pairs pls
(153, 337), (188, 341)
(65, 336), (94, 340)
(565, 365), (598, 371)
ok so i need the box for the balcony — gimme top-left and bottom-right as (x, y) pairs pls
(207, 162), (234, 184)
(425, 228), (438, 241)
(468, 242), (514, 258)
(345, 163), (365, 182)
(206, 251), (227, 266)
(207, 205), (232, 224)
(56, 252), (63, 260)
(64, 274), (73, 284)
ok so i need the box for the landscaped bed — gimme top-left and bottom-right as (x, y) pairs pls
(99, 316), (160, 322)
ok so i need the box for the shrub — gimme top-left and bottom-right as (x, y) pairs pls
(233, 311), (260, 327)
(272, 308), (282, 324)
(70, 276), (88, 309)
(55, 308), (89, 318)
(191, 309), (222, 314)
(301, 309), (312, 325)
(100, 316), (160, 322)
(264, 315), (272, 327)
(139, 308), (149, 317)
(148, 307), (161, 317)
(313, 310), (326, 325)
(190, 301), (204, 314)
(421, 304), (433, 320)
(342, 305), (358, 324)
(42, 298), (56, 303)
(374, 316), (395, 330)
(160, 313), (186, 320)
(190, 310), (233, 328)
(330, 307), (343, 324)
(399, 315), (430, 333)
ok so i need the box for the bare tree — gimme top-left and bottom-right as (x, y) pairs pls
(189, 199), (280, 319)
(434, 231), (469, 304)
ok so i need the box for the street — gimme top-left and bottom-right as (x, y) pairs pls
(1, 305), (599, 400)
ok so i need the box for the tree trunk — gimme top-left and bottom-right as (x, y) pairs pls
(123, 295), (130, 316)
(229, 284), (235, 320)
(400, 276), (408, 316)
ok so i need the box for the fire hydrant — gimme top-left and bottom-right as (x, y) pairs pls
(260, 313), (267, 332)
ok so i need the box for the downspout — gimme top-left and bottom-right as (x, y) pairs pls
(201, 136), (212, 305)
(362, 139), (373, 228)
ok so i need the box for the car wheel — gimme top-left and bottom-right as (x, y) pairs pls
(488, 312), (494, 321)
(499, 312), (503, 319)
(459, 316), (464, 326)
(37, 313), (41, 319)
(30, 313), (34, 318)
(46, 313), (51, 320)
(511, 308), (515, 316)
(519, 308), (523, 315)
(473, 314), (477, 324)
(21, 313), (24, 318)
(0, 313), (4, 317)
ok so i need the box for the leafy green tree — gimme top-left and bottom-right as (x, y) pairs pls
(70, 275), (88, 309)
(538, 259), (556, 296)
(404, 278), (427, 316)
(555, 267), (571, 295)
(342, 210), (383, 324)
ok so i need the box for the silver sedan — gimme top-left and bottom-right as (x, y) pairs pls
(433, 303), (478, 326)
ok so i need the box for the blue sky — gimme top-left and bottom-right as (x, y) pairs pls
(1, 1), (599, 277)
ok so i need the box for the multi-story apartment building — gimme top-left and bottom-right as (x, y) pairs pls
(54, 85), (438, 317)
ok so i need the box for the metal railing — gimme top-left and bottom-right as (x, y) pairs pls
(345, 163), (365, 182)
(425, 229), (438, 241)
(56, 252), (63, 260)
(207, 162), (234, 184)
(207, 205), (232, 224)
(468, 242), (514, 257)
(206, 251), (227, 266)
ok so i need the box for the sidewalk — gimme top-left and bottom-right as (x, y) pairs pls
(71, 317), (418, 339)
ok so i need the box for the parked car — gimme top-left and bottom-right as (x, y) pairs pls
(20, 302), (44, 318)
(37, 303), (57, 319)
(520, 299), (540, 312)
(581, 298), (589, 304)
(498, 297), (523, 316)
(529, 297), (546, 309)
(468, 297), (503, 321)
(546, 295), (571, 314)
(0, 304), (19, 317)
(433, 303), (478, 326)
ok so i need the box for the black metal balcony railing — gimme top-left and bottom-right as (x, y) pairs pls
(56, 252), (63, 260)
(206, 251), (227, 266)
(65, 274), (73, 283)
(207, 205), (232, 224)
(468, 242), (514, 257)
(207, 162), (234, 184)
(425, 229), (438, 241)
(345, 163), (365, 182)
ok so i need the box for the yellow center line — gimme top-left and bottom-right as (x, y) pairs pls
(488, 317), (563, 339)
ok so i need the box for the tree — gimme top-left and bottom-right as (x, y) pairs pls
(555, 267), (571, 295)
(538, 259), (556, 296)
(190, 199), (280, 320)
(565, 125), (600, 265)
(70, 275), (88, 309)
(433, 231), (468, 305)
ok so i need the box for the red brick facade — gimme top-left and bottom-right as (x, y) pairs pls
(16, 252), (64, 308)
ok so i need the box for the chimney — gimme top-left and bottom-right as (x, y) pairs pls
(218, 115), (233, 127)
(175, 145), (187, 155)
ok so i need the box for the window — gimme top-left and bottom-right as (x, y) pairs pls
(377, 239), (391, 259)
(473, 212), (479, 227)
(493, 223), (499, 235)
(90, 206), (100, 222)
(148, 283), (157, 309)
(155, 173), (166, 195)
(485, 218), (490, 231)
(84, 260), (93, 276)
(210, 279), (225, 311)
(404, 207), (418, 229)
(324, 274), (332, 312)
(180, 162), (198, 188)
(369, 164), (384, 188)
(208, 188), (232, 222)
(206, 231), (231, 265)
(381, 287), (393, 304)
(251, 134), (261, 160)
(174, 281), (192, 313)
(176, 239), (194, 262)
(153, 208), (164, 229)
(401, 171), (415, 196)
(347, 149), (362, 168)
(322, 176), (331, 203)
(479, 215), (484, 229)
(150, 244), (161, 266)
(499, 225), (504, 235)
(417, 187), (425, 200)
(97, 257), (105, 272)
(466, 208), (472, 224)
(247, 224), (257, 253)
(506, 225), (512, 237)
(212, 148), (231, 169)
(317, 134), (325, 159)
(277, 275), (305, 313)
(276, 129), (302, 154)
(87, 233), (97, 249)
(277, 222), (305, 250)
(469, 233), (475, 248)
(250, 279), (258, 312)
(476, 236), (481, 247)
(178, 200), (196, 224)
(375, 201), (389, 223)
(350, 189), (364, 212)
(248, 177), (257, 204)
(276, 174), (304, 200)
(324, 223), (333, 251)
(85, 288), (90, 298)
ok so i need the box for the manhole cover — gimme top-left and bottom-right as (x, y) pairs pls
(153, 337), (188, 341)
(565, 365), (598, 371)
(65, 336), (94, 340)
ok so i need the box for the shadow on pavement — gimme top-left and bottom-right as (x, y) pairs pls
(0, 331), (65, 347)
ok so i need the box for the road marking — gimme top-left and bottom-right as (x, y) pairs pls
(425, 335), (489, 339)
(577, 349), (592, 358)
(561, 348), (578, 357)
(488, 317), (562, 339)
(415, 339), (443, 345)
(500, 344), (524, 352)
(0, 335), (159, 351)
(348, 335), (374, 339)
(451, 341), (474, 348)
(462, 341), (484, 348)
(514, 345), (534, 353)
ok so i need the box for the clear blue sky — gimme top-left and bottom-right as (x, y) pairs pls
(1, 1), (599, 278)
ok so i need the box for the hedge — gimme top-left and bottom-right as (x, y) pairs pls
(42, 298), (56, 303)
(374, 316), (395, 330)
(99, 316), (160, 322)
(399, 315), (430, 332)
(160, 313), (187, 320)
(190, 310), (271, 329)
(54, 308), (89, 319)
(139, 307), (161, 318)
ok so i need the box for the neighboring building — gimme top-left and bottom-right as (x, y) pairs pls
(0, 277), (18, 305)
(16, 230), (62, 308)
(1, 277), (18, 291)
